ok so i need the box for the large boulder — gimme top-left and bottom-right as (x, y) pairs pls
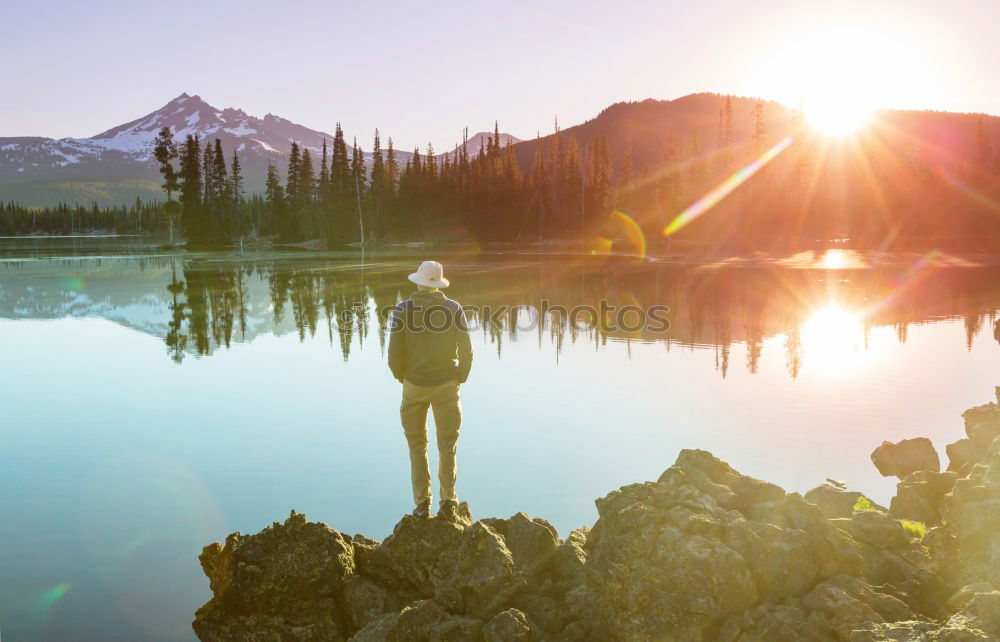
(871, 438), (940, 478)
(889, 470), (957, 525)
(481, 608), (538, 641)
(193, 510), (356, 641)
(578, 449), (877, 640)
(358, 512), (467, 600)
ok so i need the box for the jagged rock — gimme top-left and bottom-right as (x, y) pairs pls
(948, 438), (975, 473)
(193, 510), (356, 641)
(939, 438), (1000, 590)
(889, 470), (957, 525)
(194, 401), (1000, 642)
(970, 420), (1000, 451)
(481, 608), (537, 641)
(871, 438), (940, 478)
(549, 526), (588, 582)
(971, 591), (1000, 635)
(963, 401), (1000, 437)
(850, 616), (994, 641)
(947, 582), (995, 612)
(805, 483), (884, 519)
(350, 599), (482, 641)
(435, 522), (518, 617)
(727, 575), (909, 641)
(480, 512), (560, 575)
(850, 510), (911, 548)
(364, 513), (467, 599)
(342, 576), (398, 632)
(846, 509), (934, 593)
(579, 450), (871, 640)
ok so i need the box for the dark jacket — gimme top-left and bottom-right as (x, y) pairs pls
(388, 289), (473, 386)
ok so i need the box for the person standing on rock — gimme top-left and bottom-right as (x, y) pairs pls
(388, 261), (473, 522)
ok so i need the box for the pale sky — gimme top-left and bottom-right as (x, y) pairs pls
(2, 0), (997, 150)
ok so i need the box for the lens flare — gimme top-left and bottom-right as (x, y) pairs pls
(664, 136), (794, 236)
(863, 250), (942, 317)
(612, 211), (646, 258)
(934, 166), (1000, 211)
(33, 582), (71, 613)
(592, 212), (646, 258)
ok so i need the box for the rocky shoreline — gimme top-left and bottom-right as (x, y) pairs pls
(192, 392), (1000, 641)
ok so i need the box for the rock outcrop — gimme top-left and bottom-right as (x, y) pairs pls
(194, 393), (1000, 641)
(871, 437), (940, 478)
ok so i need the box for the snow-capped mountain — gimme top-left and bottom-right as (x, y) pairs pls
(0, 93), (520, 207)
(0, 94), (338, 178)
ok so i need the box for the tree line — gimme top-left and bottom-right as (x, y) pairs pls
(3, 97), (999, 252)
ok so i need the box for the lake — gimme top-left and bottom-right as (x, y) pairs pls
(2, 241), (999, 640)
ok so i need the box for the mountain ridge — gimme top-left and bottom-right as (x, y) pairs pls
(0, 93), (521, 207)
(3, 91), (997, 208)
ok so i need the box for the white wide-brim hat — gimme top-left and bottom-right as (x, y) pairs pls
(408, 260), (450, 288)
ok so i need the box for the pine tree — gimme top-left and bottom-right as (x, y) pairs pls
(425, 143), (437, 179)
(179, 135), (202, 214)
(265, 162), (285, 236)
(202, 144), (214, 210)
(562, 136), (583, 231)
(719, 96), (736, 171)
(370, 129), (385, 200)
(318, 139), (330, 205)
(178, 135), (204, 242)
(153, 127), (179, 200)
(230, 150), (243, 208)
(153, 127), (180, 243)
(350, 137), (367, 244)
(660, 130), (680, 208)
(328, 124), (351, 240)
(212, 139), (228, 205)
(386, 137), (398, 195)
(587, 135), (612, 225)
(351, 138), (367, 194)
(286, 142), (302, 208)
(265, 163), (284, 209)
(723, 96), (735, 148)
(299, 147), (315, 203)
(618, 143), (634, 209)
(750, 100), (767, 156)
(975, 115), (993, 171)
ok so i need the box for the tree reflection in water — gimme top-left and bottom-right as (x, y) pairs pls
(162, 256), (1000, 377)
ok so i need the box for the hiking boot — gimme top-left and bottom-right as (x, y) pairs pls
(437, 500), (459, 522)
(413, 500), (431, 519)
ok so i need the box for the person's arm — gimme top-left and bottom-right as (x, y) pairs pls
(455, 303), (473, 384)
(388, 302), (407, 383)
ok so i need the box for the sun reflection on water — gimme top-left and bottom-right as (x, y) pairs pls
(798, 302), (885, 375)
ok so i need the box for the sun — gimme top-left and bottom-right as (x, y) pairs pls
(805, 98), (873, 138)
(751, 22), (930, 138)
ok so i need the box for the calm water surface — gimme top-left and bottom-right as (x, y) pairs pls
(2, 243), (999, 640)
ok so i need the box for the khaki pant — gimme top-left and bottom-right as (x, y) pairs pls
(400, 379), (462, 505)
